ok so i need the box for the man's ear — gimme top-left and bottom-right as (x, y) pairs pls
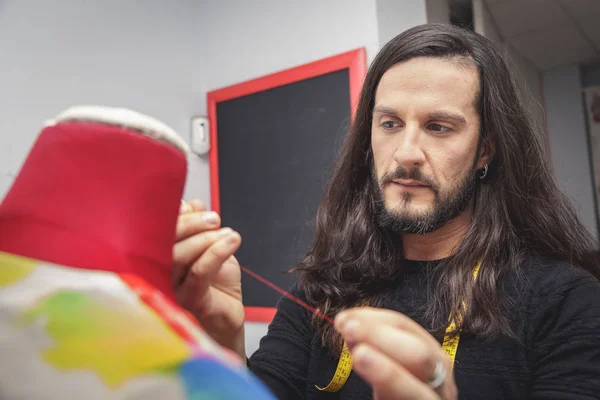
(476, 140), (496, 170)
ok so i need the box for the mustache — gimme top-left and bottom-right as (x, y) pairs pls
(380, 167), (438, 189)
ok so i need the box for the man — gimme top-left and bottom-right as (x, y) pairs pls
(172, 24), (600, 399)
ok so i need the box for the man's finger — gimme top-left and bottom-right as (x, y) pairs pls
(175, 211), (222, 241)
(180, 199), (207, 214)
(350, 343), (438, 400)
(177, 231), (242, 312)
(180, 201), (193, 214)
(172, 228), (233, 286)
(336, 307), (441, 350)
(188, 199), (206, 212)
(340, 321), (439, 382)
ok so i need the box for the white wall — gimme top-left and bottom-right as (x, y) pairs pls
(425, 0), (450, 24)
(0, 0), (382, 204)
(473, 0), (544, 119)
(376, 0), (428, 48)
(544, 66), (598, 238)
(473, 0), (501, 44)
(505, 46), (544, 107)
(582, 64), (600, 87)
(200, 0), (381, 93)
(0, 0), (208, 200)
(505, 45), (546, 130)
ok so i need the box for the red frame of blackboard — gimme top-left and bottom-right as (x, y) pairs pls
(207, 48), (367, 323)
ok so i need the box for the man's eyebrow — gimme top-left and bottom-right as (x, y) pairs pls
(427, 111), (467, 124)
(373, 107), (467, 125)
(373, 106), (398, 116)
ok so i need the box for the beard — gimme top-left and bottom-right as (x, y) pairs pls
(372, 165), (477, 235)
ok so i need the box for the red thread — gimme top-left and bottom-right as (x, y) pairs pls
(239, 265), (334, 325)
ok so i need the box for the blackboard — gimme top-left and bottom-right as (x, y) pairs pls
(208, 49), (366, 322)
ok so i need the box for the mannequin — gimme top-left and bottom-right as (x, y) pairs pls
(0, 106), (274, 399)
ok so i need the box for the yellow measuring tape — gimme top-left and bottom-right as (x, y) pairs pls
(315, 342), (354, 392)
(441, 261), (480, 370)
(317, 261), (481, 392)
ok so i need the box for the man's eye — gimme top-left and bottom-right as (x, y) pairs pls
(381, 121), (398, 129)
(429, 123), (452, 133)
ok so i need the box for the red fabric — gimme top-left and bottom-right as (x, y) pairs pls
(0, 121), (187, 300)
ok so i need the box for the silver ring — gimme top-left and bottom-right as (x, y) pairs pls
(427, 360), (447, 390)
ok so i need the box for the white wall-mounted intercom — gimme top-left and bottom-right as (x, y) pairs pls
(190, 116), (210, 155)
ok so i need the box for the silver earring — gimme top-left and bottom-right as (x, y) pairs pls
(479, 164), (488, 180)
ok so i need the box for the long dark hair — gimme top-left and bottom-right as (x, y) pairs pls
(295, 23), (600, 354)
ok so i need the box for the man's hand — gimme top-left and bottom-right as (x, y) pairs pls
(335, 308), (457, 400)
(173, 199), (246, 359)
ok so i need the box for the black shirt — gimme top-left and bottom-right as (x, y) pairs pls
(248, 256), (600, 399)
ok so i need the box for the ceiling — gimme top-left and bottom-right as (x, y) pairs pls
(482, 0), (600, 70)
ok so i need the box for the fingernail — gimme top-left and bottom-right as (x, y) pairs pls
(203, 212), (219, 225)
(217, 227), (232, 237)
(180, 201), (192, 213)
